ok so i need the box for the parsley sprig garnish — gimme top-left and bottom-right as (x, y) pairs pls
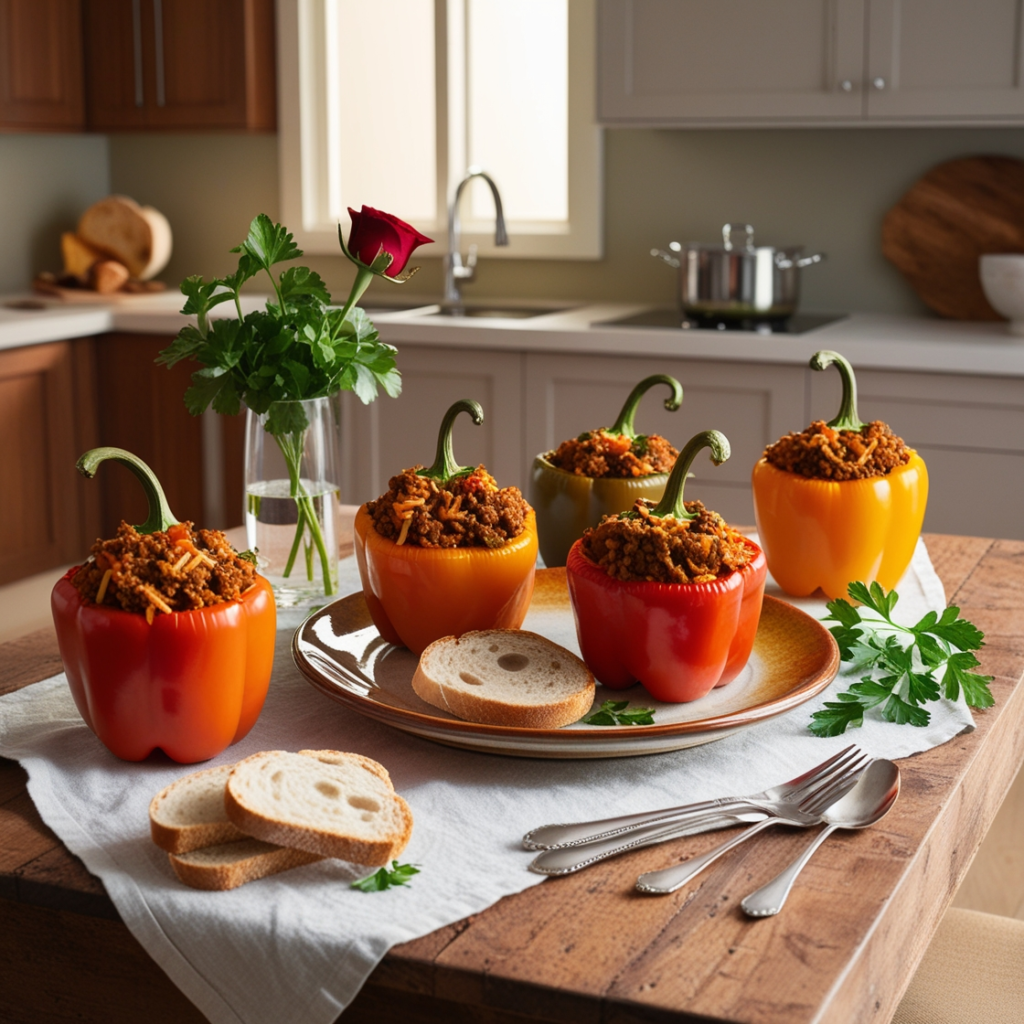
(809, 580), (993, 737)
(584, 699), (656, 726)
(351, 861), (420, 892)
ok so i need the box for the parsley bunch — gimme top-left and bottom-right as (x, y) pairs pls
(351, 861), (420, 892)
(809, 580), (993, 737)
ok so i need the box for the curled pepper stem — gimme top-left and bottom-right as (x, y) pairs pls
(76, 447), (178, 535)
(811, 350), (866, 432)
(608, 374), (683, 438)
(419, 399), (484, 483)
(648, 430), (731, 521)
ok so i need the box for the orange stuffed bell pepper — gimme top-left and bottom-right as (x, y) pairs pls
(752, 350), (928, 600)
(51, 447), (276, 763)
(354, 399), (538, 655)
(566, 430), (766, 703)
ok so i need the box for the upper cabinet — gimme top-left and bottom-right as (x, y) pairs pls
(83, 0), (276, 131)
(0, 0), (86, 131)
(598, 0), (1024, 126)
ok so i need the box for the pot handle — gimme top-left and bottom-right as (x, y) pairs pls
(723, 223), (755, 252)
(651, 243), (681, 269)
(775, 252), (826, 269)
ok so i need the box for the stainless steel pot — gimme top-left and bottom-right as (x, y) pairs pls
(652, 223), (825, 319)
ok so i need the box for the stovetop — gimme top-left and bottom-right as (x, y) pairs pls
(595, 308), (847, 335)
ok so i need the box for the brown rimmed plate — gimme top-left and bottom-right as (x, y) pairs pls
(292, 568), (840, 759)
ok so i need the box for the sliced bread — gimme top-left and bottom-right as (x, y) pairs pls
(168, 839), (323, 892)
(77, 195), (172, 280)
(224, 750), (413, 865)
(149, 764), (248, 854)
(411, 629), (595, 728)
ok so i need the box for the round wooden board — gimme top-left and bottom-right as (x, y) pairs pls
(881, 155), (1024, 320)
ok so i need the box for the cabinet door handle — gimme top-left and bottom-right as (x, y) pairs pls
(132, 0), (144, 107)
(153, 0), (166, 107)
(839, 79), (853, 92)
(872, 77), (887, 90)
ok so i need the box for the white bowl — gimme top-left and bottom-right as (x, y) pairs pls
(980, 254), (1024, 335)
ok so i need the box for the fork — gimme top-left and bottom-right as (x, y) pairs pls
(527, 747), (870, 876)
(634, 753), (871, 894)
(523, 745), (865, 851)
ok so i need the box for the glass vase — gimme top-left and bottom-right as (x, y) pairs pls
(244, 395), (343, 607)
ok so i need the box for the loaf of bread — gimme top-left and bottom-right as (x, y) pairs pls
(77, 196), (172, 280)
(168, 839), (323, 892)
(411, 629), (595, 728)
(60, 231), (104, 280)
(224, 750), (413, 866)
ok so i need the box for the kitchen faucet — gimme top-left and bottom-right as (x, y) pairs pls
(444, 166), (509, 306)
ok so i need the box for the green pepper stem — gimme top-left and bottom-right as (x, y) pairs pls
(649, 430), (731, 521)
(76, 447), (178, 535)
(419, 399), (484, 482)
(811, 350), (865, 432)
(608, 374), (683, 438)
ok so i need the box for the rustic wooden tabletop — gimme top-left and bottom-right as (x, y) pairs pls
(2, 533), (1023, 1024)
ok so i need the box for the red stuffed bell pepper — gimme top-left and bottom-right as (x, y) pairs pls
(566, 430), (766, 703)
(51, 447), (276, 763)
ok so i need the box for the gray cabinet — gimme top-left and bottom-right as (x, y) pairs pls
(598, 0), (1024, 126)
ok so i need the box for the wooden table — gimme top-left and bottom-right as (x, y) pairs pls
(3, 534), (1023, 1024)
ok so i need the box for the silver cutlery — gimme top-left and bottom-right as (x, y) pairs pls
(740, 758), (900, 917)
(635, 753), (871, 894)
(523, 744), (866, 851)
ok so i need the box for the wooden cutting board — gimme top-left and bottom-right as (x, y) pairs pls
(881, 155), (1024, 320)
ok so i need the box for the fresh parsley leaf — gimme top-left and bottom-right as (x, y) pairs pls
(814, 580), (993, 735)
(584, 699), (656, 726)
(351, 861), (420, 892)
(233, 213), (302, 273)
(236, 549), (258, 565)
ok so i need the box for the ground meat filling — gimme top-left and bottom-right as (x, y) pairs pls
(368, 466), (530, 549)
(547, 430), (678, 478)
(580, 499), (753, 584)
(763, 420), (912, 481)
(72, 521), (257, 616)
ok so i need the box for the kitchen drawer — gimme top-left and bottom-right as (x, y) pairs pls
(524, 353), (805, 490)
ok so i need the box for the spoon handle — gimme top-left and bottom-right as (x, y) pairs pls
(740, 824), (840, 917)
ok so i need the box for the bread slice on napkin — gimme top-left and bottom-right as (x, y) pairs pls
(168, 839), (323, 892)
(411, 629), (595, 728)
(150, 764), (248, 854)
(224, 750), (413, 865)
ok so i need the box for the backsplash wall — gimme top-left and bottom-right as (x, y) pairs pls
(0, 134), (110, 293)
(104, 126), (1024, 315)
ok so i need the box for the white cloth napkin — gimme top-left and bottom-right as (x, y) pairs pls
(0, 538), (974, 1024)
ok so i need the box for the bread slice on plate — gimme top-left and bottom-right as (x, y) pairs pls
(225, 750), (413, 865)
(149, 764), (248, 854)
(411, 629), (595, 728)
(168, 839), (322, 892)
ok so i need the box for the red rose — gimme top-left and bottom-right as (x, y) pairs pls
(346, 206), (433, 278)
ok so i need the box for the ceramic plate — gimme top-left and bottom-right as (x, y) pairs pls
(292, 568), (840, 759)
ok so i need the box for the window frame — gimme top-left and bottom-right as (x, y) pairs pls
(277, 0), (603, 260)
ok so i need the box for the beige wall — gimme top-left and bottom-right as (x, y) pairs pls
(105, 126), (1024, 316)
(0, 134), (110, 293)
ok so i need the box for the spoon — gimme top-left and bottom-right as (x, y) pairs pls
(740, 758), (900, 918)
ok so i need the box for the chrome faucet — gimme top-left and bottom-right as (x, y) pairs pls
(444, 166), (509, 306)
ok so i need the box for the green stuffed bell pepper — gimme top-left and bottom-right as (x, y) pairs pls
(530, 374), (683, 567)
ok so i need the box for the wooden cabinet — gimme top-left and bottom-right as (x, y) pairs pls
(0, 339), (99, 584)
(83, 0), (275, 131)
(598, 0), (1024, 126)
(0, 0), (85, 131)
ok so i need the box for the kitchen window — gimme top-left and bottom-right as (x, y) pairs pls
(277, 0), (603, 259)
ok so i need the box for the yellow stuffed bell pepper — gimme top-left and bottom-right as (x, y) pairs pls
(530, 374), (683, 567)
(354, 399), (538, 655)
(752, 350), (928, 600)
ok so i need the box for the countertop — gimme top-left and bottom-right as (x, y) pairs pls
(4, 290), (1024, 376)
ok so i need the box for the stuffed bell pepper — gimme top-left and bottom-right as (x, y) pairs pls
(751, 350), (928, 600)
(566, 429), (766, 703)
(354, 399), (538, 655)
(530, 374), (683, 567)
(51, 447), (276, 763)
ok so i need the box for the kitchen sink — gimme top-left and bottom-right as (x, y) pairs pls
(424, 303), (574, 319)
